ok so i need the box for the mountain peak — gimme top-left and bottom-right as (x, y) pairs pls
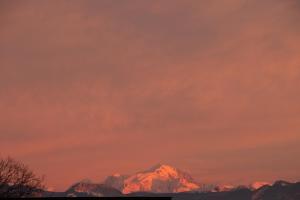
(148, 163), (172, 170)
(249, 182), (271, 190)
(104, 164), (200, 194)
(66, 181), (122, 197)
(145, 164), (178, 175)
(273, 180), (291, 187)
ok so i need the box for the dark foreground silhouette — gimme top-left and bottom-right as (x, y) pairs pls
(128, 181), (300, 200)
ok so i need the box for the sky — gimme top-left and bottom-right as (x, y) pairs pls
(1, 0), (300, 191)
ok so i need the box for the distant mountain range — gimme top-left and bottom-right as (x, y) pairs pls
(104, 164), (200, 193)
(42, 164), (300, 199)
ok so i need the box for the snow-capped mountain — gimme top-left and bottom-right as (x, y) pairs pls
(42, 179), (300, 199)
(212, 182), (271, 192)
(65, 180), (122, 197)
(104, 164), (200, 194)
(214, 184), (235, 192)
(249, 181), (271, 190)
(252, 181), (300, 200)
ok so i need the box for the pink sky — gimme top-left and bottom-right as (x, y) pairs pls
(1, 0), (300, 191)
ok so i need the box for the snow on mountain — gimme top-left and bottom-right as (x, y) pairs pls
(104, 173), (129, 192)
(65, 180), (122, 197)
(214, 184), (235, 192)
(273, 180), (291, 187)
(249, 181), (271, 190)
(252, 181), (300, 200)
(104, 164), (200, 194)
(213, 182), (271, 192)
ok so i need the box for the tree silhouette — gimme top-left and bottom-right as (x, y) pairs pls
(0, 157), (45, 197)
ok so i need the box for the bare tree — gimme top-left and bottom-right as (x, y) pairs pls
(0, 157), (45, 197)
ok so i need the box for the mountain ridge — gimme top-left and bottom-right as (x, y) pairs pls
(41, 164), (300, 200)
(104, 164), (200, 194)
(42, 180), (300, 200)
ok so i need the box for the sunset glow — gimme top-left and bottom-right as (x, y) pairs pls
(1, 0), (300, 191)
